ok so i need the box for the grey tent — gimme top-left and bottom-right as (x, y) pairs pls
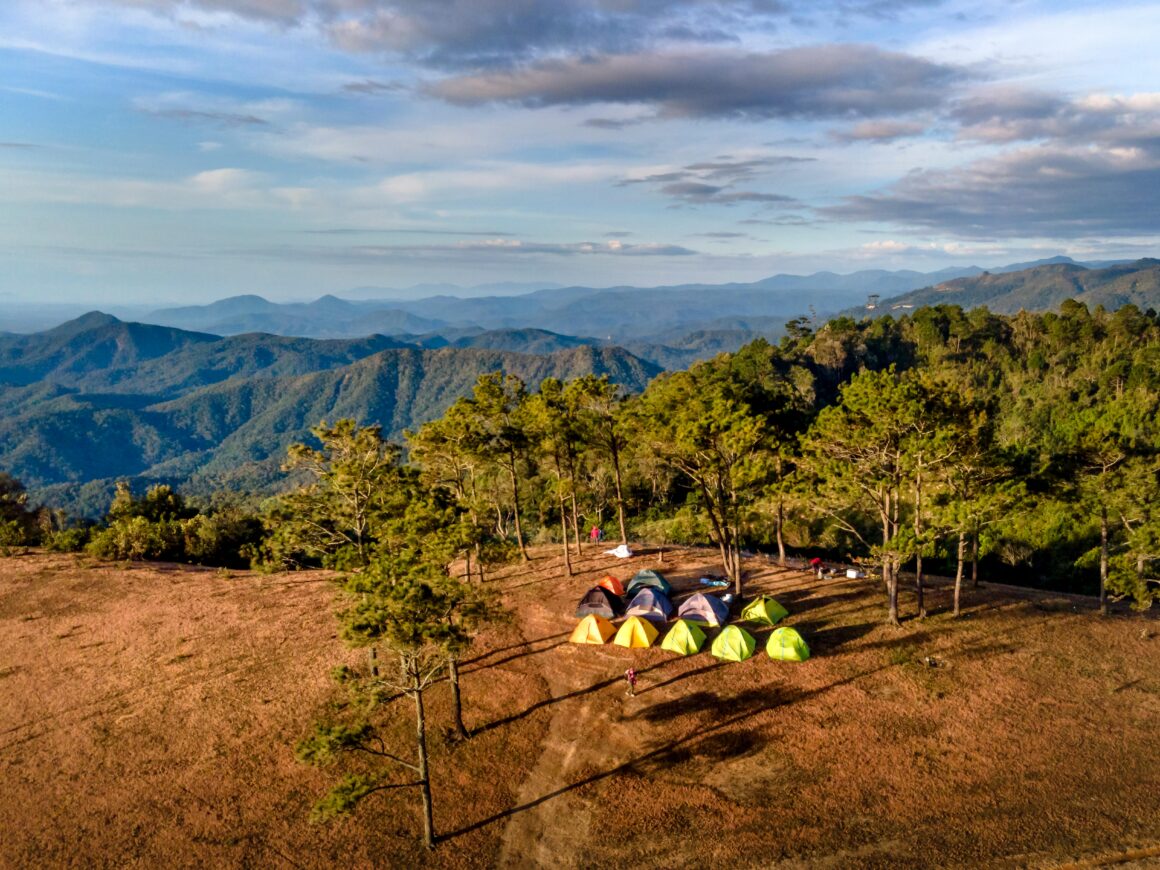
(625, 587), (674, 623)
(625, 569), (673, 597)
(676, 592), (729, 627)
(575, 586), (625, 619)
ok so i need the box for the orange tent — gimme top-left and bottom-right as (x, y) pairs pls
(597, 575), (626, 596)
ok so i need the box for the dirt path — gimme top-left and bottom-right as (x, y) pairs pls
(493, 554), (660, 869)
(495, 602), (611, 868)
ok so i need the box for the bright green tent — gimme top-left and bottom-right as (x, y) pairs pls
(741, 596), (789, 626)
(766, 626), (810, 662)
(660, 619), (706, 656)
(710, 625), (756, 662)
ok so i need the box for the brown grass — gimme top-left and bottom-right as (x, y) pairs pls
(1, 547), (1158, 869)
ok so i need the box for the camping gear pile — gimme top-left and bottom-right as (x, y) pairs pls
(569, 570), (810, 663)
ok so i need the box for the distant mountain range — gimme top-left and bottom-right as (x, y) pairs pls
(0, 314), (660, 516)
(139, 257), (1135, 347)
(144, 267), (989, 342)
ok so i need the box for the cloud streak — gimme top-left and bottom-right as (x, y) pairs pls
(620, 154), (808, 206)
(824, 141), (1160, 238)
(427, 45), (964, 119)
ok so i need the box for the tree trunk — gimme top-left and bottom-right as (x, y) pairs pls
(559, 490), (572, 576)
(776, 497), (786, 566)
(914, 468), (925, 618)
(412, 686), (435, 850)
(953, 530), (966, 617)
(448, 657), (469, 741)
(508, 461), (528, 561)
(883, 492), (899, 626)
(569, 490), (582, 557)
(474, 542), (485, 583)
(970, 532), (979, 589)
(463, 549), (471, 582)
(1099, 504), (1109, 616)
(702, 488), (733, 588)
(611, 440), (628, 546)
(886, 559), (899, 626)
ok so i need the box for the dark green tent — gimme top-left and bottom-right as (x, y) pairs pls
(625, 569), (673, 597)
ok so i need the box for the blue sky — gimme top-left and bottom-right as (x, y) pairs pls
(2, 0), (1159, 303)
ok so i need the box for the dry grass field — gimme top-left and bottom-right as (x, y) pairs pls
(1, 546), (1158, 869)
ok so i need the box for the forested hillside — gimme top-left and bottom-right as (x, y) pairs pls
(0, 316), (660, 515)
(387, 300), (1159, 611)
(878, 258), (1160, 313)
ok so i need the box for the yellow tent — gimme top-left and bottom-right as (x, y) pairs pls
(613, 615), (659, 649)
(570, 614), (615, 645)
(660, 618), (706, 656)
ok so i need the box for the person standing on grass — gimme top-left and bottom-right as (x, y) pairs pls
(624, 667), (637, 697)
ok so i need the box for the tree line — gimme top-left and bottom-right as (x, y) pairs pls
(7, 300), (1159, 616)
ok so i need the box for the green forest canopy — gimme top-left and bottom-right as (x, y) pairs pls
(14, 301), (1160, 614)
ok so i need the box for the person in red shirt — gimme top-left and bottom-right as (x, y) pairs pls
(624, 667), (637, 697)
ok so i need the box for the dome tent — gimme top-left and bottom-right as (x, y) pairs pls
(614, 615), (659, 649)
(625, 587), (674, 623)
(767, 626), (810, 661)
(597, 575), (626, 596)
(660, 619), (706, 656)
(676, 592), (729, 627)
(741, 596), (789, 626)
(570, 614), (616, 645)
(625, 569), (673, 597)
(710, 625), (757, 662)
(575, 586), (625, 619)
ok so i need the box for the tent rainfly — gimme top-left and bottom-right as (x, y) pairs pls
(597, 575), (626, 597)
(570, 614), (616, 645)
(625, 587), (674, 623)
(741, 596), (789, 626)
(710, 625), (757, 662)
(660, 619), (706, 656)
(575, 586), (625, 619)
(676, 592), (729, 627)
(626, 569), (673, 597)
(614, 615), (659, 649)
(767, 626), (810, 661)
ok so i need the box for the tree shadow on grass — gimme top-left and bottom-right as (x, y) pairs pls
(785, 619), (879, 654)
(470, 659), (673, 735)
(440, 670), (872, 842)
(774, 586), (866, 614)
(635, 661), (727, 697)
(461, 639), (570, 674)
(462, 630), (572, 669)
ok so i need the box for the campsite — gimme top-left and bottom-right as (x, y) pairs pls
(2, 545), (1158, 868)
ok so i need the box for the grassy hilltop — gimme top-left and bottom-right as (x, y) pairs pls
(2, 546), (1157, 868)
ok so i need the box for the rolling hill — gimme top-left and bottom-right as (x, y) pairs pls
(876, 259), (1160, 314)
(0, 314), (662, 515)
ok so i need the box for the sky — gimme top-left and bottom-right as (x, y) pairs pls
(2, 0), (1159, 304)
